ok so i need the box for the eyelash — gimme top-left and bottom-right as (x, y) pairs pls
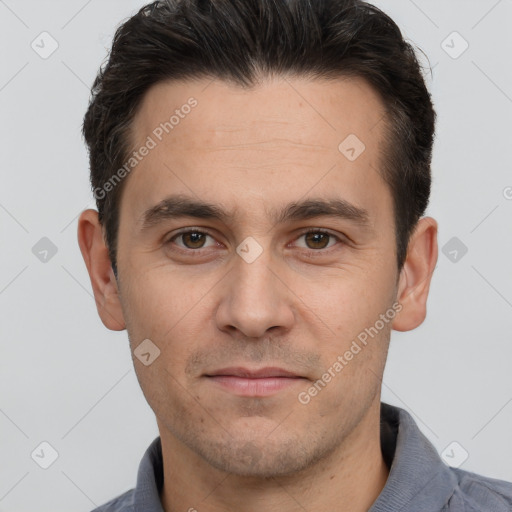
(164, 227), (344, 256)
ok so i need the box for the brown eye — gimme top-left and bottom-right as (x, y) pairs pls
(304, 231), (331, 249)
(181, 231), (207, 249)
(166, 230), (215, 250)
(294, 229), (340, 251)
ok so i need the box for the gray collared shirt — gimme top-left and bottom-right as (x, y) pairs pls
(91, 403), (512, 511)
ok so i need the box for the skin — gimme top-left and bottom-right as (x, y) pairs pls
(78, 75), (438, 512)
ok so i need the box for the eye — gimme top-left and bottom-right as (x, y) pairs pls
(166, 229), (217, 250)
(292, 229), (342, 251)
(164, 228), (343, 254)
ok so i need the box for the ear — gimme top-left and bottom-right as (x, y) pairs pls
(77, 209), (126, 331)
(392, 216), (438, 332)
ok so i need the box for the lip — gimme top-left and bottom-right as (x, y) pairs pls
(205, 367), (306, 397)
(207, 366), (301, 379)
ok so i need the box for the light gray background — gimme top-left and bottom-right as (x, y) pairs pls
(1, 0), (511, 510)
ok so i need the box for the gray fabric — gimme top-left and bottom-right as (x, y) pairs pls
(91, 403), (512, 511)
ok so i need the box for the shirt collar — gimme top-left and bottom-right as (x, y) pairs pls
(132, 403), (457, 512)
(133, 435), (165, 511)
(369, 403), (457, 512)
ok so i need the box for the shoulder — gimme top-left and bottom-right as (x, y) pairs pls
(89, 488), (135, 512)
(444, 468), (512, 511)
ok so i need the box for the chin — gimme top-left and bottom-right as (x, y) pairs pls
(191, 429), (325, 479)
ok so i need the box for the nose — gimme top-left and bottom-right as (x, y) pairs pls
(214, 242), (295, 340)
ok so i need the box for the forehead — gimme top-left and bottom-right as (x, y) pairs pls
(121, 75), (391, 229)
(134, 75), (385, 149)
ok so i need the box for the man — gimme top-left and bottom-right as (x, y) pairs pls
(77, 0), (512, 510)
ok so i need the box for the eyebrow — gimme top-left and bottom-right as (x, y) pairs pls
(139, 194), (372, 232)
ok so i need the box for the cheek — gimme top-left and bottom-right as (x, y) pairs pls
(297, 269), (388, 337)
(122, 267), (212, 337)
(133, 358), (196, 433)
(298, 321), (391, 421)
(293, 265), (395, 384)
(121, 269), (221, 387)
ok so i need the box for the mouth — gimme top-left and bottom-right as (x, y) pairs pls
(204, 367), (307, 397)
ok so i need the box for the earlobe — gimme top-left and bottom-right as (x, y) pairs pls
(392, 217), (438, 332)
(77, 209), (126, 331)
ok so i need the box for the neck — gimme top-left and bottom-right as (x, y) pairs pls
(158, 402), (389, 512)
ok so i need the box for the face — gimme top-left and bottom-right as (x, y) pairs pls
(97, 76), (407, 477)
